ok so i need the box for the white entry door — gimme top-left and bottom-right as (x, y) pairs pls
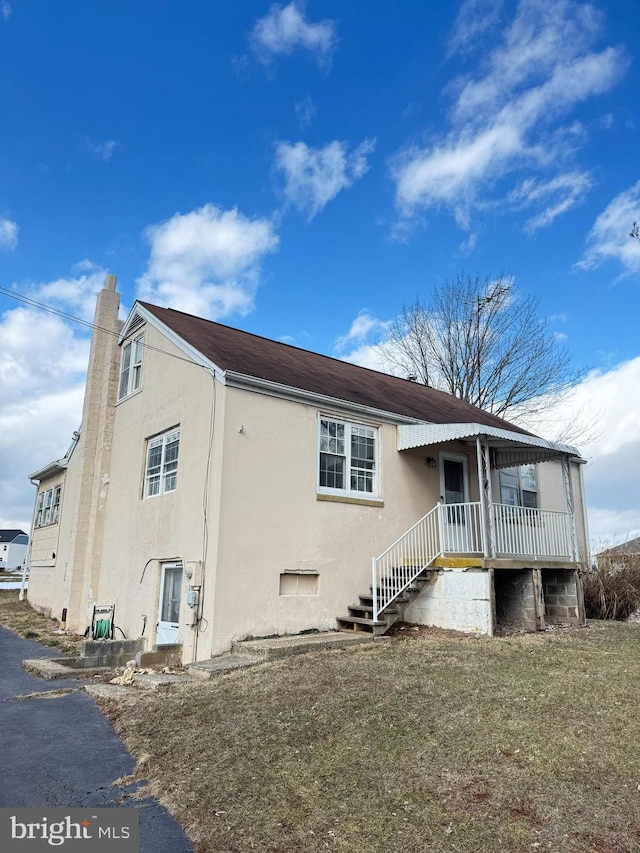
(157, 562), (183, 645)
(440, 453), (472, 552)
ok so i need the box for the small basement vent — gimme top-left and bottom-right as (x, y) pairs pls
(279, 572), (319, 596)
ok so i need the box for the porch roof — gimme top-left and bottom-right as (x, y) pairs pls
(397, 422), (581, 468)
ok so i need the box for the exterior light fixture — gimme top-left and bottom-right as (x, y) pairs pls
(426, 457), (437, 468)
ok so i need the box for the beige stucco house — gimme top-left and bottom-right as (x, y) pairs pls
(27, 276), (589, 663)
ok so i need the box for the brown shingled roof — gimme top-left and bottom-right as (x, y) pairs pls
(140, 301), (531, 435)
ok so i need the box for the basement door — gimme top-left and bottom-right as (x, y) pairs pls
(157, 562), (183, 645)
(439, 453), (473, 552)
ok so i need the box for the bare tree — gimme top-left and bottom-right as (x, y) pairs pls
(380, 274), (585, 422)
(631, 222), (640, 240)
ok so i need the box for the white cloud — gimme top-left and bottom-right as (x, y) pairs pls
(508, 171), (593, 232)
(231, 54), (250, 81)
(334, 311), (392, 353)
(27, 261), (109, 322)
(275, 138), (376, 220)
(1, 2), (11, 23)
(459, 232), (477, 253)
(520, 357), (640, 549)
(447, 0), (503, 57)
(88, 139), (119, 161)
(294, 95), (316, 129)
(0, 218), (18, 251)
(0, 305), (90, 530)
(136, 204), (279, 319)
(578, 180), (640, 274)
(391, 0), (627, 233)
(251, 2), (337, 67)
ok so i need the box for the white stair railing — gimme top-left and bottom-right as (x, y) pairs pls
(372, 505), (441, 621)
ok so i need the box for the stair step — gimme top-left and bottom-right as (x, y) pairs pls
(336, 616), (390, 636)
(359, 594), (409, 607)
(348, 605), (398, 618)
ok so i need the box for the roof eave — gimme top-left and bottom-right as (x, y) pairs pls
(224, 370), (425, 425)
(28, 459), (69, 482)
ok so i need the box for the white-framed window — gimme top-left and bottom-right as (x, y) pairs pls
(35, 485), (62, 528)
(318, 417), (379, 498)
(143, 428), (180, 498)
(118, 334), (144, 400)
(499, 464), (538, 508)
(51, 485), (61, 524)
(35, 491), (45, 528)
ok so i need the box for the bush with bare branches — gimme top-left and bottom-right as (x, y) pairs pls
(583, 554), (640, 620)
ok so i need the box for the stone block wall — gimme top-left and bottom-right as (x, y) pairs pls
(494, 569), (537, 631)
(542, 569), (580, 624)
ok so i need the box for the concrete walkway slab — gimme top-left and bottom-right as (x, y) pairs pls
(233, 630), (375, 660)
(186, 631), (374, 680)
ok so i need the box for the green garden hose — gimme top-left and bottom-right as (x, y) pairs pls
(93, 618), (111, 639)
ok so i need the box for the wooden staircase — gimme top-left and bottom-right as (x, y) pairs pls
(337, 569), (437, 635)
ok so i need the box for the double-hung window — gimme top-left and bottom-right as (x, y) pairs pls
(318, 417), (378, 498)
(51, 485), (61, 524)
(35, 492), (45, 528)
(118, 334), (144, 400)
(144, 428), (180, 498)
(34, 485), (62, 528)
(499, 464), (538, 508)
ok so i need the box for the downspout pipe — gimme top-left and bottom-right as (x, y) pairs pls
(20, 479), (40, 601)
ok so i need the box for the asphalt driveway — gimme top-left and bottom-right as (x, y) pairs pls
(0, 626), (192, 852)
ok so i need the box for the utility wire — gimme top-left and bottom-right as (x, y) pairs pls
(0, 285), (202, 368)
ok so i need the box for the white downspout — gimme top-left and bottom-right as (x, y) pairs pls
(20, 479), (40, 601)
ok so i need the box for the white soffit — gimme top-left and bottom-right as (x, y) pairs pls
(397, 422), (581, 465)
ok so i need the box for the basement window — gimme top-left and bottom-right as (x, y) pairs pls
(279, 572), (319, 596)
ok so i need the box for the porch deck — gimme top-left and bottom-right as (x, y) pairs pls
(372, 501), (577, 620)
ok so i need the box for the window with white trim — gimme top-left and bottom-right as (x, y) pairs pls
(118, 334), (144, 399)
(143, 428), (180, 498)
(499, 464), (538, 508)
(34, 485), (62, 528)
(318, 417), (378, 498)
(35, 491), (45, 528)
(51, 485), (61, 524)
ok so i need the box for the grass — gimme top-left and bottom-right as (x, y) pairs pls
(103, 624), (640, 853)
(0, 590), (83, 656)
(1, 594), (639, 852)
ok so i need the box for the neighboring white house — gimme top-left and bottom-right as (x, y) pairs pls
(27, 276), (589, 663)
(0, 529), (29, 571)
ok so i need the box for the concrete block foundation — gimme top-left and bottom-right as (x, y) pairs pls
(400, 565), (585, 636)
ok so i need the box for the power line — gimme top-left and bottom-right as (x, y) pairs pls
(0, 285), (203, 368)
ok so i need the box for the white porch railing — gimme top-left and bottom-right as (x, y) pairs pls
(372, 501), (575, 619)
(492, 503), (573, 559)
(372, 505), (441, 621)
(438, 501), (484, 555)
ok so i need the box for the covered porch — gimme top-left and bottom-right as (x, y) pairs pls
(372, 423), (584, 622)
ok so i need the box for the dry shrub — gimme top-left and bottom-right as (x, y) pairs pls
(583, 554), (640, 620)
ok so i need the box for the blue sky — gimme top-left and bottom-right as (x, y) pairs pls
(0, 0), (639, 547)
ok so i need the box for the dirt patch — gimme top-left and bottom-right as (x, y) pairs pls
(0, 590), (83, 656)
